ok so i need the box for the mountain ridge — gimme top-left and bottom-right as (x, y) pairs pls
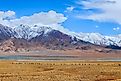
(0, 24), (121, 52)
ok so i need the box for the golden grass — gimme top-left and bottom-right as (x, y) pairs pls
(0, 61), (121, 81)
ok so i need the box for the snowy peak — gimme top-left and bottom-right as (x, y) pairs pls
(0, 23), (121, 48)
(77, 32), (121, 47)
(13, 24), (53, 39)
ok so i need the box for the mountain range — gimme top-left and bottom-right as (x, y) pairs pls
(0, 24), (121, 52)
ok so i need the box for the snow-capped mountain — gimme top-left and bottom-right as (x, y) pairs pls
(13, 24), (53, 40)
(0, 23), (121, 49)
(0, 24), (94, 51)
(77, 33), (121, 47)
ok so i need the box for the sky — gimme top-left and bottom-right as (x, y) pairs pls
(0, 0), (121, 35)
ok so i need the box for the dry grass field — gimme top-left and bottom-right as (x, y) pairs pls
(0, 61), (121, 81)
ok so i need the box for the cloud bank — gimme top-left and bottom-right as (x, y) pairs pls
(0, 11), (15, 26)
(77, 0), (121, 24)
(0, 10), (67, 28)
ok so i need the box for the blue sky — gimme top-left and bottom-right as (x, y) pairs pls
(0, 0), (121, 35)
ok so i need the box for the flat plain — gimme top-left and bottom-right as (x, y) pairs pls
(0, 61), (121, 81)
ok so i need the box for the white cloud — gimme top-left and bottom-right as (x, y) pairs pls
(0, 10), (15, 19)
(113, 27), (120, 31)
(0, 10), (67, 28)
(96, 25), (99, 28)
(0, 10), (15, 26)
(77, 0), (121, 24)
(65, 6), (75, 12)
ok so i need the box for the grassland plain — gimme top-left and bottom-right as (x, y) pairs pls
(0, 61), (121, 81)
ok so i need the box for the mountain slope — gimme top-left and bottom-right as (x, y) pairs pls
(0, 24), (16, 42)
